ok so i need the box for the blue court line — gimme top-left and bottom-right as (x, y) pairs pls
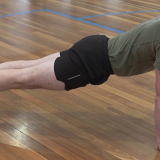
(78, 19), (124, 33)
(44, 9), (79, 20)
(0, 9), (44, 18)
(0, 8), (123, 33)
(78, 9), (160, 19)
(44, 9), (124, 34)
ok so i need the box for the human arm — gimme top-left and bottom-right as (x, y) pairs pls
(155, 68), (160, 149)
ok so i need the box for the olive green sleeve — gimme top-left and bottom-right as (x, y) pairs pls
(154, 49), (160, 70)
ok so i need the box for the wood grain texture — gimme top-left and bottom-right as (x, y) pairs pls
(0, 0), (159, 160)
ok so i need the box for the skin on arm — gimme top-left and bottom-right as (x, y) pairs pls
(155, 68), (160, 149)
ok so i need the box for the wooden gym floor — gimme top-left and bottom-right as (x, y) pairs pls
(0, 0), (160, 159)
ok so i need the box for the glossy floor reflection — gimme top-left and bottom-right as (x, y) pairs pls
(0, 0), (159, 160)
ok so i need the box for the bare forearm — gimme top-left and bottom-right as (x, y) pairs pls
(155, 97), (160, 148)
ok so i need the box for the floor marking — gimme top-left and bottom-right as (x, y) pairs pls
(44, 9), (124, 34)
(78, 9), (160, 19)
(0, 8), (159, 34)
(0, 9), (44, 18)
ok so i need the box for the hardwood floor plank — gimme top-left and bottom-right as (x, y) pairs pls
(0, 0), (159, 159)
(0, 114), (79, 160)
(0, 95), (120, 160)
(11, 90), (140, 160)
(21, 89), (156, 160)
